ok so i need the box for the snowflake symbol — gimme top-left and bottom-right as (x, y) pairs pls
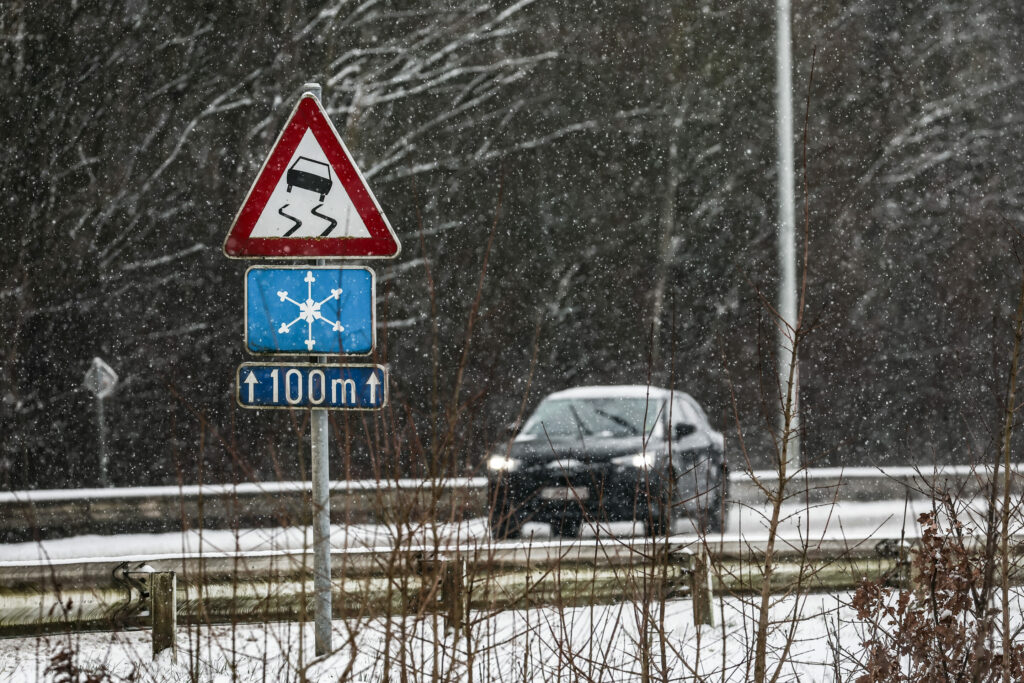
(276, 271), (345, 351)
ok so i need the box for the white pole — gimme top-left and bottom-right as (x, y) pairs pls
(97, 396), (109, 487)
(304, 81), (333, 657)
(775, 0), (800, 470)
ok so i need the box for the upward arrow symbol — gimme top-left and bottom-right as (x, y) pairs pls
(366, 373), (381, 405)
(243, 371), (259, 403)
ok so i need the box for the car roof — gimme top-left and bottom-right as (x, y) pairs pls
(543, 385), (693, 402)
(292, 156), (329, 171)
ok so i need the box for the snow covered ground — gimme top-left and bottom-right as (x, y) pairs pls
(0, 591), (873, 682)
(0, 498), (934, 563)
(11, 584), (1018, 682)
(0, 495), (1016, 682)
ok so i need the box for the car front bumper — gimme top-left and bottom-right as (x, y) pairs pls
(487, 461), (684, 526)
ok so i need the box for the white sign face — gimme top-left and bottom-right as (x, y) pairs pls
(248, 129), (372, 240)
(83, 357), (118, 399)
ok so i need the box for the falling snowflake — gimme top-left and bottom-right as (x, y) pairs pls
(275, 271), (344, 351)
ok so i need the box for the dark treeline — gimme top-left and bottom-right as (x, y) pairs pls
(2, 1), (1022, 489)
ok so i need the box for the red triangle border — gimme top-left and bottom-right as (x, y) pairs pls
(223, 95), (400, 259)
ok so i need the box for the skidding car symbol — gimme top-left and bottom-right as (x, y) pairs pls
(287, 156), (332, 201)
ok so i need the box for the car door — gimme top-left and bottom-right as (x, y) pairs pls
(671, 396), (722, 498)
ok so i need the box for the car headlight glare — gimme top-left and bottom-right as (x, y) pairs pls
(487, 454), (521, 472)
(612, 452), (657, 470)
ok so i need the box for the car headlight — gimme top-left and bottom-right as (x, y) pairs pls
(611, 452), (657, 470)
(487, 454), (521, 472)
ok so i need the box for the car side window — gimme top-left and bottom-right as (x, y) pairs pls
(672, 398), (700, 429)
(686, 396), (711, 426)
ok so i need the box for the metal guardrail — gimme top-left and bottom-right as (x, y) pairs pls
(0, 534), (913, 639)
(5, 465), (1023, 542)
(0, 477), (489, 542)
(5, 464), (1024, 641)
(732, 464), (1024, 503)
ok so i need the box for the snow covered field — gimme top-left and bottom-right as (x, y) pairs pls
(2, 495), (1003, 682)
(0, 592), (874, 682)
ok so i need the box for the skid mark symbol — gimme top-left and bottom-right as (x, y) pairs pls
(311, 203), (338, 237)
(279, 204), (302, 236)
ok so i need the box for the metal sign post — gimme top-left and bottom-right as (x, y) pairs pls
(301, 79), (333, 657)
(82, 357), (118, 487)
(310, 354), (332, 656)
(311, 220), (332, 656)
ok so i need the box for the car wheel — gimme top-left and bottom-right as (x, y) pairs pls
(490, 508), (523, 540)
(646, 488), (682, 537)
(648, 462), (726, 536)
(696, 495), (725, 534)
(646, 509), (674, 537)
(555, 516), (580, 538)
(696, 467), (728, 534)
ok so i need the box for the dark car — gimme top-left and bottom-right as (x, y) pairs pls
(486, 386), (726, 538)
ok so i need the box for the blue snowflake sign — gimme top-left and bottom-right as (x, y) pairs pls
(245, 266), (374, 355)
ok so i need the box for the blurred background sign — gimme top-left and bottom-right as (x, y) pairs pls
(82, 357), (118, 400)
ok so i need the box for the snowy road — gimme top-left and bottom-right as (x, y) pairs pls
(0, 497), (935, 563)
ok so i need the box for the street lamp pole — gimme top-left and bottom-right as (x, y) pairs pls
(775, 0), (800, 470)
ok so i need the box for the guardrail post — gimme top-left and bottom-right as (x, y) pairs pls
(441, 556), (467, 633)
(151, 572), (176, 661)
(690, 548), (715, 627)
(417, 555), (466, 633)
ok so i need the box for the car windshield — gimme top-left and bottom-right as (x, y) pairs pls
(519, 397), (665, 439)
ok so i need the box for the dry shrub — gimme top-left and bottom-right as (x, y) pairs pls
(852, 511), (1024, 682)
(43, 642), (136, 683)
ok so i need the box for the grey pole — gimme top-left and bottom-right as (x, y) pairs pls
(775, 0), (800, 470)
(310, 389), (331, 655)
(82, 357), (117, 487)
(97, 397), (109, 487)
(303, 81), (333, 657)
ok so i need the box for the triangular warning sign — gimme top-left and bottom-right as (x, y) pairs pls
(224, 94), (400, 259)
